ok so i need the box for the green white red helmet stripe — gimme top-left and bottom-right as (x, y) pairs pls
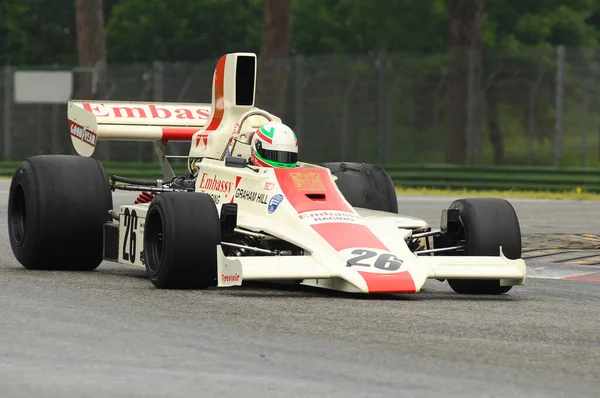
(256, 126), (274, 144)
(291, 130), (298, 146)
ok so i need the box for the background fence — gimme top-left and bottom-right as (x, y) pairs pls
(2, 46), (600, 168)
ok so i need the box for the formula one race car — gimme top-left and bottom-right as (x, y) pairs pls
(7, 52), (526, 295)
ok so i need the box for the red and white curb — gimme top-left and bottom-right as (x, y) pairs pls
(526, 263), (600, 282)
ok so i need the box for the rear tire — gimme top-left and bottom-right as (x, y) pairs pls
(143, 192), (220, 289)
(320, 162), (398, 213)
(8, 155), (113, 270)
(446, 198), (522, 295)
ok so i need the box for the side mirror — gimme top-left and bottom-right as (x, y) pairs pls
(440, 208), (461, 235)
(225, 156), (247, 168)
(336, 162), (362, 173)
(220, 203), (238, 233)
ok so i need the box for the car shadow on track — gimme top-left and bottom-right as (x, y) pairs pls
(229, 281), (522, 302)
(2, 266), (525, 302)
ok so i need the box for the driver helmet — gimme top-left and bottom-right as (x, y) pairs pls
(251, 122), (298, 168)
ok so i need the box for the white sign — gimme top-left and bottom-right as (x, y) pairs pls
(14, 70), (73, 104)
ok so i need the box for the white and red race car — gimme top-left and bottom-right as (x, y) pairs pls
(8, 52), (526, 295)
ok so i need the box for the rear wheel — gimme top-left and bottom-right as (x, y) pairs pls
(8, 155), (113, 270)
(143, 192), (220, 289)
(320, 162), (398, 213)
(446, 198), (522, 295)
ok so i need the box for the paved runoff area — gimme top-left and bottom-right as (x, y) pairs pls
(0, 180), (599, 397)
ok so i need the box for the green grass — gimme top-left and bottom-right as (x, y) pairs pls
(0, 161), (188, 180)
(384, 163), (600, 192)
(395, 186), (600, 200)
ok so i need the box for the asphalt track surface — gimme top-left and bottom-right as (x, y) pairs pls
(1, 181), (599, 397)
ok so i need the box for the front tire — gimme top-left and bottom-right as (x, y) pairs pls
(143, 192), (220, 289)
(8, 155), (113, 270)
(446, 198), (522, 295)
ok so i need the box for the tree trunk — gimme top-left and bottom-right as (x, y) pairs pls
(257, 0), (291, 118)
(487, 90), (504, 165)
(75, 0), (108, 158)
(446, 0), (484, 164)
(75, 0), (106, 98)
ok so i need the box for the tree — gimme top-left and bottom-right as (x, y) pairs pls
(0, 0), (118, 66)
(1, 0), (76, 65)
(256, 0), (291, 116)
(480, 0), (600, 165)
(291, 0), (448, 55)
(445, 0), (484, 165)
(75, 0), (107, 97)
(105, 0), (263, 62)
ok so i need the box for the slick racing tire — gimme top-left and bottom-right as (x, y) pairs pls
(8, 155), (113, 270)
(143, 192), (220, 289)
(446, 198), (522, 295)
(320, 162), (398, 214)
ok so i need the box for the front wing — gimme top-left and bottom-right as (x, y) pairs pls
(217, 246), (526, 293)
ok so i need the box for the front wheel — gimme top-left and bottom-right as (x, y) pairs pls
(143, 192), (221, 289)
(445, 198), (522, 295)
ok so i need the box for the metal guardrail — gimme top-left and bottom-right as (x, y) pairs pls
(383, 164), (600, 192)
(1, 161), (598, 192)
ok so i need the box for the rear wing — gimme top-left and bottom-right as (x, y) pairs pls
(67, 100), (211, 157)
(68, 52), (273, 159)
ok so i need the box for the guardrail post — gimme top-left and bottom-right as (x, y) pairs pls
(341, 78), (357, 160)
(554, 45), (565, 167)
(581, 64), (598, 167)
(377, 51), (389, 164)
(294, 55), (304, 139)
(432, 76), (446, 162)
(527, 71), (545, 165)
(152, 61), (164, 102)
(466, 47), (478, 165)
(3, 65), (13, 161)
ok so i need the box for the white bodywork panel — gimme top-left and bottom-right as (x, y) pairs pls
(118, 204), (147, 268)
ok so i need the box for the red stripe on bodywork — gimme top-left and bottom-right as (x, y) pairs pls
(561, 272), (600, 282)
(195, 134), (209, 148)
(311, 223), (388, 251)
(358, 271), (416, 293)
(230, 176), (242, 203)
(274, 168), (351, 214)
(275, 168), (416, 293)
(205, 55), (226, 132)
(161, 127), (201, 141)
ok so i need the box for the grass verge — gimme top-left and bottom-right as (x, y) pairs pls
(395, 186), (600, 201)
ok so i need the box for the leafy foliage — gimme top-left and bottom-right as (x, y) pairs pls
(0, 0), (119, 65)
(105, 0), (264, 62)
(2, 0), (600, 64)
(1, 0), (77, 65)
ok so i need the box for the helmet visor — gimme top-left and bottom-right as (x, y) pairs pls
(256, 147), (298, 165)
